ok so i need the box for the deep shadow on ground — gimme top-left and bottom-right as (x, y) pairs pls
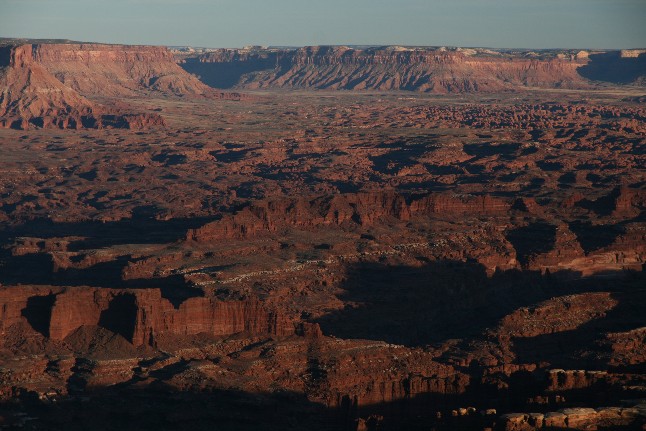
(315, 260), (645, 348)
(2, 375), (645, 431)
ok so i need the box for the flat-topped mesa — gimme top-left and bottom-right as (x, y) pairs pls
(0, 286), (294, 346)
(30, 43), (218, 97)
(1, 44), (91, 128)
(288, 45), (584, 67)
(187, 191), (511, 242)
(496, 293), (618, 339)
(0, 41), (253, 129)
(32, 43), (177, 63)
(181, 46), (592, 92)
(0, 44), (165, 129)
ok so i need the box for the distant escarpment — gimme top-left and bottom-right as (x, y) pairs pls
(0, 43), (242, 129)
(0, 45), (164, 130)
(30, 43), (216, 98)
(187, 191), (511, 242)
(180, 46), (600, 92)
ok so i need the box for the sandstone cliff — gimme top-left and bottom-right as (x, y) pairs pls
(0, 44), (166, 129)
(0, 286), (293, 347)
(181, 46), (592, 92)
(32, 43), (215, 97)
(187, 191), (510, 242)
(0, 42), (245, 129)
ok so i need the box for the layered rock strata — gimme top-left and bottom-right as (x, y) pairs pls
(0, 42), (243, 129)
(181, 46), (593, 92)
(0, 286), (293, 346)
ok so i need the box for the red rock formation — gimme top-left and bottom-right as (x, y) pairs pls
(0, 44), (96, 129)
(132, 293), (293, 345)
(1, 286), (293, 346)
(31, 43), (216, 97)
(0, 44), (165, 129)
(499, 403), (646, 431)
(0, 286), (60, 336)
(188, 191), (511, 242)
(545, 369), (613, 393)
(524, 224), (585, 271)
(182, 46), (592, 93)
(410, 193), (510, 215)
(612, 186), (643, 216)
(0, 42), (253, 128)
(496, 293), (617, 339)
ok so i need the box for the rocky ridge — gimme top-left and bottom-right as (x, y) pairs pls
(0, 45), (165, 130)
(181, 46), (595, 92)
(0, 286), (293, 347)
(0, 42), (244, 129)
(31, 43), (216, 98)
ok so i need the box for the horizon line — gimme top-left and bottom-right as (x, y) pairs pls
(1, 36), (645, 52)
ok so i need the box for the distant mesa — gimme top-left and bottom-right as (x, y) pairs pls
(0, 42), (243, 130)
(178, 45), (646, 92)
(2, 41), (644, 129)
(28, 43), (216, 98)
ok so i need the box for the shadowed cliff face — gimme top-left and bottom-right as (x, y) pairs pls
(505, 222), (557, 267)
(0, 46), (12, 67)
(181, 51), (281, 89)
(98, 294), (138, 342)
(0, 386), (337, 431)
(314, 261), (646, 348)
(21, 294), (56, 337)
(578, 52), (646, 84)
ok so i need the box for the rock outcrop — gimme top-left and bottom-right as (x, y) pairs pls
(0, 286), (293, 346)
(0, 42), (247, 129)
(31, 43), (215, 97)
(0, 44), (165, 129)
(499, 403), (646, 431)
(188, 191), (510, 242)
(181, 46), (592, 92)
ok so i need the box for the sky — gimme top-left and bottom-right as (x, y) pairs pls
(1, 0), (645, 50)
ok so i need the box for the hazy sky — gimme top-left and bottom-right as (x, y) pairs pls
(1, 0), (644, 49)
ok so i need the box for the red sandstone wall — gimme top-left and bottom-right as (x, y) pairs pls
(0, 286), (294, 346)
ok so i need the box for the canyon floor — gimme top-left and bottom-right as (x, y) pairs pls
(1, 88), (645, 431)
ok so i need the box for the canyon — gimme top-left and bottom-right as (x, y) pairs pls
(0, 40), (644, 430)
